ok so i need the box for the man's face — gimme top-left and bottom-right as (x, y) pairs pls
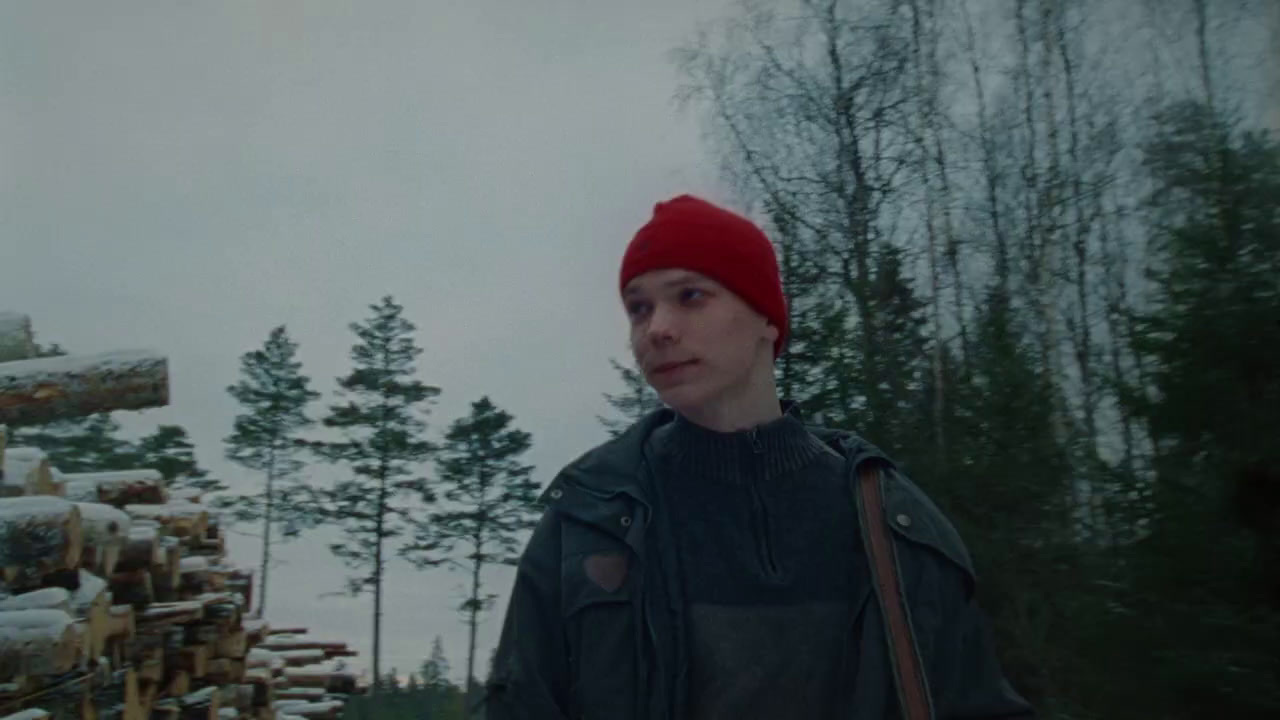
(622, 268), (778, 413)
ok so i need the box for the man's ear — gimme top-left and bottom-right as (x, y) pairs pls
(763, 318), (780, 344)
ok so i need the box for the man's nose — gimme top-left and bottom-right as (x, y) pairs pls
(646, 303), (679, 345)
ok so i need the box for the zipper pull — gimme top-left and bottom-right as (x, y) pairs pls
(750, 427), (764, 454)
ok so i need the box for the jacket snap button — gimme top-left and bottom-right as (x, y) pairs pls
(549, 488), (563, 500)
(619, 516), (632, 527)
(895, 513), (912, 527)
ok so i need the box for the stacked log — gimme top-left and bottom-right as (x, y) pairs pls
(0, 323), (364, 719)
(0, 497), (83, 588)
(1, 449), (59, 499)
(0, 483), (365, 719)
(0, 350), (168, 427)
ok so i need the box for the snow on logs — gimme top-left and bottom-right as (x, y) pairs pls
(0, 497), (82, 588)
(122, 502), (207, 540)
(1, 709), (51, 720)
(62, 470), (166, 507)
(1, 449), (58, 499)
(0, 589), (69, 614)
(274, 700), (342, 720)
(116, 524), (161, 573)
(0, 350), (168, 427)
(0, 609), (81, 678)
(72, 502), (130, 577)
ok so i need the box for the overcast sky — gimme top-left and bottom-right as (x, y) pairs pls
(2, 0), (739, 684)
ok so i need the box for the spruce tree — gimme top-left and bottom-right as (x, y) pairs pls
(221, 325), (320, 615)
(597, 358), (662, 437)
(132, 425), (220, 492)
(420, 635), (451, 692)
(13, 412), (133, 473)
(313, 296), (440, 692)
(1116, 101), (1280, 716)
(405, 396), (538, 703)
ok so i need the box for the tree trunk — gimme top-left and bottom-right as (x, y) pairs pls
(1053, 3), (1105, 542)
(0, 350), (168, 427)
(909, 0), (947, 462)
(371, 458), (388, 693)
(962, 3), (1010, 295)
(1192, 0), (1215, 112)
(466, 538), (483, 708)
(926, 0), (966, 371)
(0, 497), (83, 588)
(259, 448), (276, 618)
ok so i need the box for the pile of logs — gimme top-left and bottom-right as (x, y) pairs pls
(0, 313), (364, 720)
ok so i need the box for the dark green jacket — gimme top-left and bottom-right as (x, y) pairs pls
(485, 409), (1033, 719)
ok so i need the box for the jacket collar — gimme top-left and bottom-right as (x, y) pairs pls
(541, 404), (894, 506)
(540, 406), (976, 595)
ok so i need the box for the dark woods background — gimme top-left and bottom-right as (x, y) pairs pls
(608, 0), (1279, 717)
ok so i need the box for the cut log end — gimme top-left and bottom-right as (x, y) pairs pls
(0, 497), (83, 588)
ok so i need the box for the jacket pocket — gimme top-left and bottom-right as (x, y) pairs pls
(561, 518), (637, 720)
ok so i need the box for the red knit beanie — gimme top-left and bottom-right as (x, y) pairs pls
(619, 194), (788, 357)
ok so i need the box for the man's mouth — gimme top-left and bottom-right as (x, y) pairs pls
(652, 359), (699, 375)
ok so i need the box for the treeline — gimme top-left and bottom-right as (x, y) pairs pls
(341, 637), (475, 720)
(598, 0), (1277, 716)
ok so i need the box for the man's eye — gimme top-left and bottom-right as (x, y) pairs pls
(627, 301), (651, 318)
(680, 288), (706, 303)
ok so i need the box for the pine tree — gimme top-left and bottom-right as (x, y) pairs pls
(13, 412), (134, 473)
(220, 325), (321, 616)
(313, 296), (440, 692)
(420, 635), (451, 691)
(406, 396), (538, 703)
(597, 358), (663, 437)
(131, 425), (221, 493)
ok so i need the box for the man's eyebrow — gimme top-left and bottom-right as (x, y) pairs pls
(623, 273), (704, 297)
(660, 273), (703, 287)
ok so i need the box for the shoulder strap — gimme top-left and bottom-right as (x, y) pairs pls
(857, 464), (933, 720)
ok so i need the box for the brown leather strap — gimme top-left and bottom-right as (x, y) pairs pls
(857, 464), (932, 720)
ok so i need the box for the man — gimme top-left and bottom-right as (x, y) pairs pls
(484, 195), (1033, 719)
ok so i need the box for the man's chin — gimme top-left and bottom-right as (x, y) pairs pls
(655, 384), (708, 415)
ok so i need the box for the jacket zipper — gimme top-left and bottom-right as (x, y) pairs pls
(748, 428), (781, 577)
